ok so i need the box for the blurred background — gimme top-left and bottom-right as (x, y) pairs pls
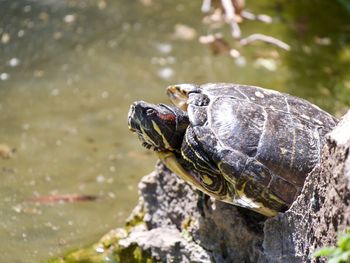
(0, 0), (349, 262)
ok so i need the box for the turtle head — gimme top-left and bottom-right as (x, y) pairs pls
(128, 101), (189, 151)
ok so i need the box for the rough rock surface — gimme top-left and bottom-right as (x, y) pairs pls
(118, 111), (350, 263)
(122, 163), (264, 263)
(261, 111), (350, 263)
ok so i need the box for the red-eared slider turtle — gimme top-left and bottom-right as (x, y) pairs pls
(128, 83), (338, 216)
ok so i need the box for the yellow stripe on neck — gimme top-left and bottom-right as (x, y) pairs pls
(151, 120), (173, 150)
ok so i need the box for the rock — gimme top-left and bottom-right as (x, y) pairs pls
(119, 225), (211, 263)
(122, 164), (264, 262)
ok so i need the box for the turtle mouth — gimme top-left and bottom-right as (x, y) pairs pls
(128, 102), (163, 151)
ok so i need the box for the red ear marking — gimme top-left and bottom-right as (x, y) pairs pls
(158, 113), (176, 122)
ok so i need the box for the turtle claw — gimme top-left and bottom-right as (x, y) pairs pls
(197, 190), (211, 217)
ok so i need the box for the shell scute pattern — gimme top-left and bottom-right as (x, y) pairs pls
(202, 83), (336, 126)
(179, 127), (227, 198)
(185, 83), (337, 210)
(254, 111), (315, 186)
(243, 159), (272, 186)
(199, 84), (336, 164)
(206, 97), (265, 158)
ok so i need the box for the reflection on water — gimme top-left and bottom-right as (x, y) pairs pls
(0, 0), (349, 262)
(283, 0), (350, 113)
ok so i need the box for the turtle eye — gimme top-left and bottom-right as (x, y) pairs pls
(146, 108), (157, 116)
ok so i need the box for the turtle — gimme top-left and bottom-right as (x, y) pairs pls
(128, 83), (338, 217)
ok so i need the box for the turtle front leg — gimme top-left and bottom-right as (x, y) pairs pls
(196, 190), (211, 217)
(216, 149), (288, 217)
(157, 150), (218, 197)
(157, 151), (214, 217)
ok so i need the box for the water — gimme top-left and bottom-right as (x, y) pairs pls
(0, 0), (349, 262)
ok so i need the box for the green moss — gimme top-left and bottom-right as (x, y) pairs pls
(47, 205), (149, 263)
(180, 217), (195, 241)
(47, 224), (153, 263)
(47, 233), (121, 263)
(125, 211), (145, 230)
(118, 244), (153, 263)
(47, 246), (110, 263)
(48, 242), (153, 263)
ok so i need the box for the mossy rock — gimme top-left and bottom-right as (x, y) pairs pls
(49, 225), (153, 263)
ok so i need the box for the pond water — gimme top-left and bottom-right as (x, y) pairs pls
(0, 0), (349, 262)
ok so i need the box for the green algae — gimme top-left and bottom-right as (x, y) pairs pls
(118, 244), (153, 263)
(48, 228), (153, 263)
(48, 206), (152, 263)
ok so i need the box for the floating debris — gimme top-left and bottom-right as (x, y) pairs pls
(29, 194), (99, 204)
(257, 14), (273, 23)
(241, 11), (272, 23)
(235, 56), (246, 67)
(18, 30), (25, 37)
(157, 67), (174, 80)
(34, 69), (44, 77)
(221, 0), (242, 38)
(96, 175), (106, 183)
(140, 0), (153, 7)
(201, 0), (212, 13)
(101, 90), (109, 99)
(22, 123), (30, 130)
(202, 0), (244, 37)
(1, 167), (15, 174)
(240, 33), (291, 51)
(199, 0), (289, 60)
(63, 14), (76, 24)
(173, 24), (197, 41)
(156, 43), (173, 54)
(151, 56), (176, 66)
(0, 144), (15, 159)
(0, 73), (9, 81)
(23, 5), (31, 13)
(38, 12), (49, 22)
(202, 8), (226, 29)
(53, 31), (63, 40)
(199, 33), (240, 58)
(254, 58), (278, 71)
(98, 0), (107, 10)
(314, 36), (331, 46)
(51, 88), (60, 96)
(8, 58), (20, 67)
(13, 204), (42, 215)
(1, 32), (10, 44)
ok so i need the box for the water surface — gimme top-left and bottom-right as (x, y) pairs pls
(0, 0), (349, 262)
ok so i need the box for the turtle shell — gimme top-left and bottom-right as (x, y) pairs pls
(179, 83), (338, 214)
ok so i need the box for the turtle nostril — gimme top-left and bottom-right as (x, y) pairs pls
(128, 105), (138, 132)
